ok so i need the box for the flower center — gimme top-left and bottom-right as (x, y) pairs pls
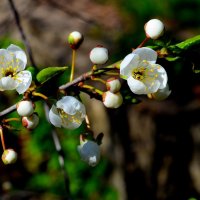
(58, 109), (82, 126)
(132, 67), (146, 80)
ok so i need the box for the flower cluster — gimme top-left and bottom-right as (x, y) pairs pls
(0, 18), (172, 166)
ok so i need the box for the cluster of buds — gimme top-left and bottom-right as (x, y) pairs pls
(17, 100), (39, 130)
(103, 78), (123, 108)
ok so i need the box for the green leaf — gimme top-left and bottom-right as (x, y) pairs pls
(169, 35), (200, 53)
(36, 66), (68, 84)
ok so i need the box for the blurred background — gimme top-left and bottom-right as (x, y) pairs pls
(0, 0), (200, 199)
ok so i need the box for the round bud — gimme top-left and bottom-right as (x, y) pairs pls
(89, 46), (108, 65)
(106, 78), (121, 93)
(17, 100), (34, 117)
(144, 19), (164, 39)
(102, 91), (123, 108)
(77, 140), (100, 167)
(2, 149), (17, 164)
(68, 31), (84, 50)
(22, 113), (39, 130)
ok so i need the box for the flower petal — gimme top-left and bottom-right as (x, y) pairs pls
(133, 47), (157, 63)
(49, 105), (62, 127)
(15, 70), (32, 94)
(57, 96), (86, 116)
(120, 53), (140, 77)
(127, 76), (147, 94)
(7, 44), (27, 70)
(0, 76), (16, 90)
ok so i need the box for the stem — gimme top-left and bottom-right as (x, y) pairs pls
(32, 91), (48, 100)
(70, 49), (76, 82)
(7, 0), (36, 67)
(136, 37), (150, 49)
(3, 118), (20, 123)
(0, 127), (6, 151)
(91, 76), (106, 84)
(80, 84), (104, 95)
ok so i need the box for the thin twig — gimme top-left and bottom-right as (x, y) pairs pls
(0, 104), (16, 117)
(44, 103), (72, 200)
(7, 0), (36, 67)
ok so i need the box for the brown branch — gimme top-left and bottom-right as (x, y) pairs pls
(7, 0), (36, 67)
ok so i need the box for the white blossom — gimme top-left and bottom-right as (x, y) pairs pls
(0, 44), (32, 94)
(22, 113), (39, 129)
(90, 46), (108, 65)
(103, 91), (123, 108)
(2, 149), (17, 164)
(17, 100), (35, 117)
(148, 84), (171, 101)
(49, 96), (86, 129)
(106, 78), (121, 93)
(120, 47), (168, 95)
(77, 137), (100, 167)
(144, 19), (164, 39)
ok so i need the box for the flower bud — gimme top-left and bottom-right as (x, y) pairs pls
(106, 78), (121, 93)
(16, 100), (35, 117)
(77, 139), (100, 167)
(68, 31), (84, 50)
(148, 84), (171, 101)
(22, 113), (39, 130)
(2, 149), (17, 164)
(89, 46), (108, 65)
(144, 19), (164, 39)
(102, 91), (123, 108)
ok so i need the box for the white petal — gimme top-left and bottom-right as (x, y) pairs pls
(15, 70), (32, 94)
(57, 96), (86, 116)
(0, 49), (14, 70)
(127, 76), (147, 94)
(133, 47), (157, 63)
(49, 105), (62, 128)
(153, 64), (168, 89)
(151, 84), (171, 101)
(120, 53), (140, 77)
(143, 78), (160, 93)
(7, 44), (27, 69)
(0, 77), (16, 90)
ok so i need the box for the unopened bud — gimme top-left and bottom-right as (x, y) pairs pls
(89, 46), (108, 65)
(22, 113), (39, 130)
(144, 19), (164, 39)
(17, 100), (35, 117)
(77, 139), (100, 167)
(2, 149), (17, 164)
(106, 78), (121, 93)
(103, 91), (123, 108)
(68, 31), (84, 50)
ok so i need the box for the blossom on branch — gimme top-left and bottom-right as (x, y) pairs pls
(120, 47), (168, 95)
(0, 44), (32, 94)
(49, 96), (86, 129)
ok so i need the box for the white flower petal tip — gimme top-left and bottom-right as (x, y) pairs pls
(22, 113), (39, 130)
(106, 78), (121, 93)
(2, 149), (17, 165)
(120, 47), (168, 95)
(103, 91), (123, 108)
(49, 96), (86, 129)
(0, 44), (31, 94)
(89, 46), (108, 65)
(68, 31), (84, 50)
(78, 140), (100, 167)
(144, 19), (165, 40)
(17, 100), (35, 117)
(148, 84), (171, 101)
